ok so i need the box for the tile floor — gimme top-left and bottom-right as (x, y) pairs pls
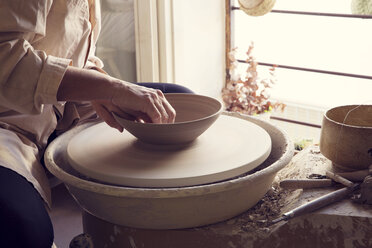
(50, 183), (83, 248)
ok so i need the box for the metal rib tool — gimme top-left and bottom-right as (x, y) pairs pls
(272, 183), (360, 224)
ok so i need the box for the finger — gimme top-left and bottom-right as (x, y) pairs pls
(136, 113), (152, 123)
(110, 106), (137, 122)
(111, 84), (173, 124)
(116, 107), (151, 123)
(154, 90), (176, 123)
(160, 96), (176, 123)
(92, 103), (123, 132)
(139, 93), (163, 124)
(152, 95), (169, 123)
(150, 90), (177, 124)
(98, 100), (138, 122)
(113, 112), (137, 122)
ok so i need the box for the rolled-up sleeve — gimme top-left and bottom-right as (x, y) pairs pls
(0, 0), (71, 114)
(85, 53), (104, 70)
(84, 1), (104, 71)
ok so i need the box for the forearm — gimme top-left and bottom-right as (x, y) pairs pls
(56, 66), (126, 102)
(57, 66), (175, 125)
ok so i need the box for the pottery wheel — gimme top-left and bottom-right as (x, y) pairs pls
(67, 115), (272, 187)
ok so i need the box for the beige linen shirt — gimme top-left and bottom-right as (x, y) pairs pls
(0, 0), (103, 207)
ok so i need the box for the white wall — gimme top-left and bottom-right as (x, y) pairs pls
(172, 0), (226, 98)
(101, 0), (226, 98)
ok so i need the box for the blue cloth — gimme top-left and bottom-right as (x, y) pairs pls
(0, 166), (54, 248)
(135, 82), (194, 94)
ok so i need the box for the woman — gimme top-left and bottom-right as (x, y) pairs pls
(0, 1), (192, 247)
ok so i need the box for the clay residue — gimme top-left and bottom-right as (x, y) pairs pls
(203, 145), (336, 241)
(233, 186), (295, 232)
(199, 184), (296, 243)
(274, 145), (331, 184)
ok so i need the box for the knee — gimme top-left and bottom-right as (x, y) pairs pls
(19, 212), (54, 248)
(0, 167), (54, 247)
(0, 205), (54, 248)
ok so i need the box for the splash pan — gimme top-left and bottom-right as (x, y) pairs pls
(45, 112), (293, 229)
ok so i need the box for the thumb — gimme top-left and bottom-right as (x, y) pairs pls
(92, 102), (124, 132)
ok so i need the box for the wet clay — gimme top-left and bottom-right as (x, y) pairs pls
(67, 115), (272, 187)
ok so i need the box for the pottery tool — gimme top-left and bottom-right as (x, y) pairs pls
(325, 171), (354, 187)
(272, 183), (360, 224)
(280, 179), (334, 189)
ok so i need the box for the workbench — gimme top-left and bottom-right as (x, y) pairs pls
(82, 146), (372, 248)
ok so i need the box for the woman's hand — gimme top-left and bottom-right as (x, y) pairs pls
(57, 66), (176, 132)
(91, 82), (176, 132)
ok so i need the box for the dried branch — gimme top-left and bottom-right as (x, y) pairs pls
(222, 43), (285, 115)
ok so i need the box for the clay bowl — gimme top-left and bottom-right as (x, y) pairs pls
(320, 105), (372, 171)
(113, 93), (223, 145)
(44, 112), (294, 229)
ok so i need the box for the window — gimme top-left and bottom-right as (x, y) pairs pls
(98, 0), (225, 96)
(97, 0), (136, 82)
(228, 0), (372, 142)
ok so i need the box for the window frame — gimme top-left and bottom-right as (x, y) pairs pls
(225, 0), (372, 128)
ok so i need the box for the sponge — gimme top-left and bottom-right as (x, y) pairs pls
(351, 0), (372, 15)
(238, 0), (276, 17)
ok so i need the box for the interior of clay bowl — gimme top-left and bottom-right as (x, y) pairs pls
(325, 105), (372, 127)
(320, 105), (372, 170)
(44, 112), (294, 229)
(113, 93), (223, 145)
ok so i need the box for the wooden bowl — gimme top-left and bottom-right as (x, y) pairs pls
(320, 105), (372, 171)
(113, 93), (223, 145)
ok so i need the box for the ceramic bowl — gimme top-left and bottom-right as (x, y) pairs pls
(113, 93), (223, 145)
(320, 105), (372, 171)
(44, 112), (294, 229)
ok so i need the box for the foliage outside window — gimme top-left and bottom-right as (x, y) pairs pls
(222, 42), (285, 115)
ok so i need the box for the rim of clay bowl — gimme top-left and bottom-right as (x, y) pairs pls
(324, 105), (372, 129)
(44, 111), (293, 199)
(114, 93), (223, 126)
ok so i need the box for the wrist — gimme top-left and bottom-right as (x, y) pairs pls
(58, 66), (114, 102)
(109, 79), (130, 106)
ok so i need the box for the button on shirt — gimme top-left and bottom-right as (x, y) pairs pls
(0, 0), (103, 207)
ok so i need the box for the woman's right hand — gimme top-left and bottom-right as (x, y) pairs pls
(57, 66), (176, 132)
(111, 81), (176, 124)
(92, 81), (176, 132)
